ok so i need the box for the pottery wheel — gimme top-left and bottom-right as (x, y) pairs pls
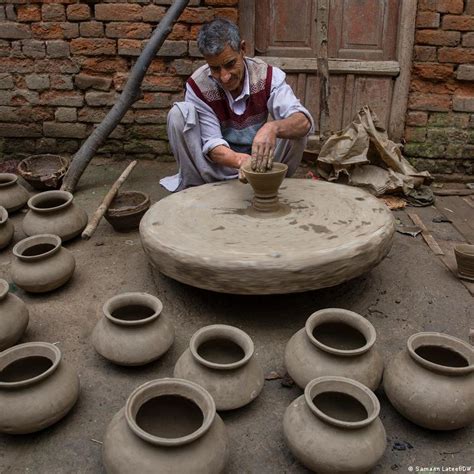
(140, 179), (395, 294)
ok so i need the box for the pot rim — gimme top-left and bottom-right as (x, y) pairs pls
(125, 378), (216, 447)
(242, 162), (288, 177)
(0, 206), (8, 225)
(305, 308), (376, 357)
(0, 173), (18, 187)
(304, 376), (380, 429)
(454, 243), (474, 257)
(13, 234), (62, 261)
(27, 190), (73, 213)
(189, 324), (254, 370)
(0, 278), (9, 300)
(407, 332), (474, 375)
(0, 341), (61, 389)
(106, 191), (151, 217)
(102, 292), (163, 326)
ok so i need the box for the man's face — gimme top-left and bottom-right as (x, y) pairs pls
(204, 42), (246, 95)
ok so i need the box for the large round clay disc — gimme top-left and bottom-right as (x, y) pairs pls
(140, 179), (395, 294)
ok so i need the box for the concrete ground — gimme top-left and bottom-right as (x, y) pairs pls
(0, 160), (472, 474)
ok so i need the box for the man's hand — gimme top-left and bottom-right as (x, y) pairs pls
(237, 154), (252, 183)
(252, 122), (277, 172)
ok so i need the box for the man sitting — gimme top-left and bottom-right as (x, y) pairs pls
(160, 18), (314, 192)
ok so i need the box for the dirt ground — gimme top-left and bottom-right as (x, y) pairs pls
(0, 160), (473, 474)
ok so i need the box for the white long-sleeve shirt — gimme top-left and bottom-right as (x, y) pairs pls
(185, 59), (314, 157)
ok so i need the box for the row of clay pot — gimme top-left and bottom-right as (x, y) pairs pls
(91, 292), (264, 411)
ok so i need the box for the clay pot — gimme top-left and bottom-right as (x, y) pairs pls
(174, 324), (264, 410)
(23, 190), (88, 241)
(384, 332), (474, 430)
(92, 292), (174, 366)
(11, 234), (76, 293)
(242, 162), (288, 212)
(283, 376), (386, 473)
(0, 206), (14, 249)
(0, 279), (29, 351)
(17, 154), (69, 191)
(0, 173), (29, 213)
(284, 308), (383, 390)
(105, 191), (151, 232)
(0, 342), (80, 434)
(103, 378), (228, 473)
(454, 244), (474, 281)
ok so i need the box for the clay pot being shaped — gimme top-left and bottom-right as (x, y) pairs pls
(284, 308), (383, 390)
(0, 279), (29, 351)
(0, 342), (80, 434)
(103, 378), (228, 474)
(283, 376), (386, 474)
(0, 173), (29, 213)
(0, 206), (14, 249)
(384, 332), (474, 430)
(454, 243), (474, 281)
(23, 190), (88, 242)
(242, 162), (288, 212)
(92, 292), (174, 366)
(174, 324), (264, 410)
(11, 234), (75, 293)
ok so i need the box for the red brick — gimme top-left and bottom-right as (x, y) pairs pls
(413, 45), (437, 62)
(438, 47), (474, 63)
(213, 8), (238, 22)
(34, 58), (79, 74)
(417, 0), (437, 11)
(117, 39), (143, 56)
(42, 4), (65, 22)
(148, 59), (167, 73)
(463, 32), (474, 47)
(408, 93), (451, 111)
(105, 23), (151, 39)
(168, 23), (192, 41)
(39, 90), (83, 107)
(0, 123), (42, 137)
(442, 15), (474, 31)
(0, 22), (31, 39)
(31, 22), (78, 40)
(180, 7), (214, 24)
(17, 5), (41, 22)
(141, 75), (183, 92)
(436, 0), (464, 14)
(0, 57), (34, 73)
(416, 30), (460, 46)
(80, 21), (104, 38)
(95, 4), (142, 21)
(80, 57), (129, 73)
(66, 4), (90, 21)
(411, 78), (457, 94)
(142, 5), (166, 22)
(204, 0), (238, 4)
(132, 92), (173, 109)
(412, 63), (454, 81)
(405, 127), (427, 142)
(416, 11), (440, 28)
(70, 38), (116, 56)
(406, 111), (428, 126)
(467, 0), (474, 15)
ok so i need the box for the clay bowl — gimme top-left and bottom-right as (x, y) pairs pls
(242, 162), (288, 198)
(454, 243), (474, 280)
(17, 154), (69, 191)
(105, 191), (151, 232)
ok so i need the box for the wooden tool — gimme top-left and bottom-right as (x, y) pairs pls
(81, 160), (137, 240)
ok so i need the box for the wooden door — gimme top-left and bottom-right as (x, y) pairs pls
(239, 0), (417, 142)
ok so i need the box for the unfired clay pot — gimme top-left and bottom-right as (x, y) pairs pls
(283, 376), (386, 473)
(384, 332), (474, 430)
(242, 162), (288, 212)
(0, 342), (80, 434)
(0, 206), (14, 249)
(285, 308), (383, 390)
(11, 234), (76, 293)
(103, 378), (228, 474)
(174, 324), (264, 410)
(0, 279), (29, 351)
(23, 190), (88, 242)
(454, 243), (474, 281)
(92, 292), (174, 366)
(0, 173), (29, 213)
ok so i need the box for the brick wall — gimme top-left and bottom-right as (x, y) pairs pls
(404, 0), (474, 175)
(0, 0), (237, 162)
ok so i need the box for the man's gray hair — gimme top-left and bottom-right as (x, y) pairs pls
(197, 18), (241, 56)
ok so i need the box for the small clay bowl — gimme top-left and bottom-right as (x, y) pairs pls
(105, 191), (151, 232)
(454, 243), (474, 281)
(17, 155), (69, 191)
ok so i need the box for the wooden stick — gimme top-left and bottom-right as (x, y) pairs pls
(81, 160), (138, 240)
(407, 212), (444, 256)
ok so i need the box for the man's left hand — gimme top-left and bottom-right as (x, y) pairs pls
(252, 123), (277, 172)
